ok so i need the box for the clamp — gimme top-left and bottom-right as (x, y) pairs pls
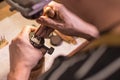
(30, 32), (54, 55)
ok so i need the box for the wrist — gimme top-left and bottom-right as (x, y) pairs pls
(77, 22), (99, 41)
(8, 65), (31, 80)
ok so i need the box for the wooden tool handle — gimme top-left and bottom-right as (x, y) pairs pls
(35, 7), (55, 38)
(54, 30), (77, 44)
(44, 7), (77, 45)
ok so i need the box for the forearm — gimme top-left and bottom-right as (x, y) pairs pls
(8, 66), (31, 80)
(75, 18), (99, 40)
(66, 11), (99, 40)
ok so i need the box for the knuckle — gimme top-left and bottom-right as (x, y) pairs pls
(12, 36), (23, 43)
(56, 4), (63, 11)
(56, 23), (64, 30)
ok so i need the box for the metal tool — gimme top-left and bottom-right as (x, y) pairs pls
(29, 31), (54, 55)
(5, 0), (52, 19)
(5, 0), (54, 55)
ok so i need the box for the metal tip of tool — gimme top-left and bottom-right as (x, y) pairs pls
(10, 7), (15, 11)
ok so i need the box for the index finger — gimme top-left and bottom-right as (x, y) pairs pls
(20, 25), (37, 37)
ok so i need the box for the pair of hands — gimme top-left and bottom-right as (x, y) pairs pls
(8, 1), (99, 80)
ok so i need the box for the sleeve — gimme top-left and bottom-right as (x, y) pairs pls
(36, 56), (66, 80)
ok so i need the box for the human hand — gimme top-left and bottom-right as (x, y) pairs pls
(37, 1), (99, 40)
(8, 26), (47, 80)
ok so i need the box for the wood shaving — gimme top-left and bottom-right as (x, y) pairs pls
(0, 36), (8, 49)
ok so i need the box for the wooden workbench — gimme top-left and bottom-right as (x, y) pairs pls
(0, 1), (15, 20)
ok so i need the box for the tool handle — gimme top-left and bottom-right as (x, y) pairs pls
(35, 7), (55, 38)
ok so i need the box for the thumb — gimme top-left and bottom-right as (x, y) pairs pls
(36, 16), (64, 30)
(21, 25), (37, 35)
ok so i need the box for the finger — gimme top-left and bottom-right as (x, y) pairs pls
(37, 16), (64, 30)
(20, 25), (37, 36)
(47, 1), (62, 7)
(44, 6), (55, 18)
(46, 2), (67, 21)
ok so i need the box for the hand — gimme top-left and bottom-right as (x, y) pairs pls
(37, 1), (99, 40)
(8, 26), (47, 80)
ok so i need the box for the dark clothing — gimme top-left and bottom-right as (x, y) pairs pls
(38, 33), (120, 80)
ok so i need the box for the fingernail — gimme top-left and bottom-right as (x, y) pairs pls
(37, 18), (43, 23)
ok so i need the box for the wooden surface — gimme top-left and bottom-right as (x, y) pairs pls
(0, 1), (15, 20)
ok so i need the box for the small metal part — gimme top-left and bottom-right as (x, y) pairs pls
(50, 35), (62, 46)
(30, 35), (44, 48)
(29, 32), (54, 55)
(42, 46), (54, 55)
(31, 24), (37, 27)
(10, 7), (16, 11)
